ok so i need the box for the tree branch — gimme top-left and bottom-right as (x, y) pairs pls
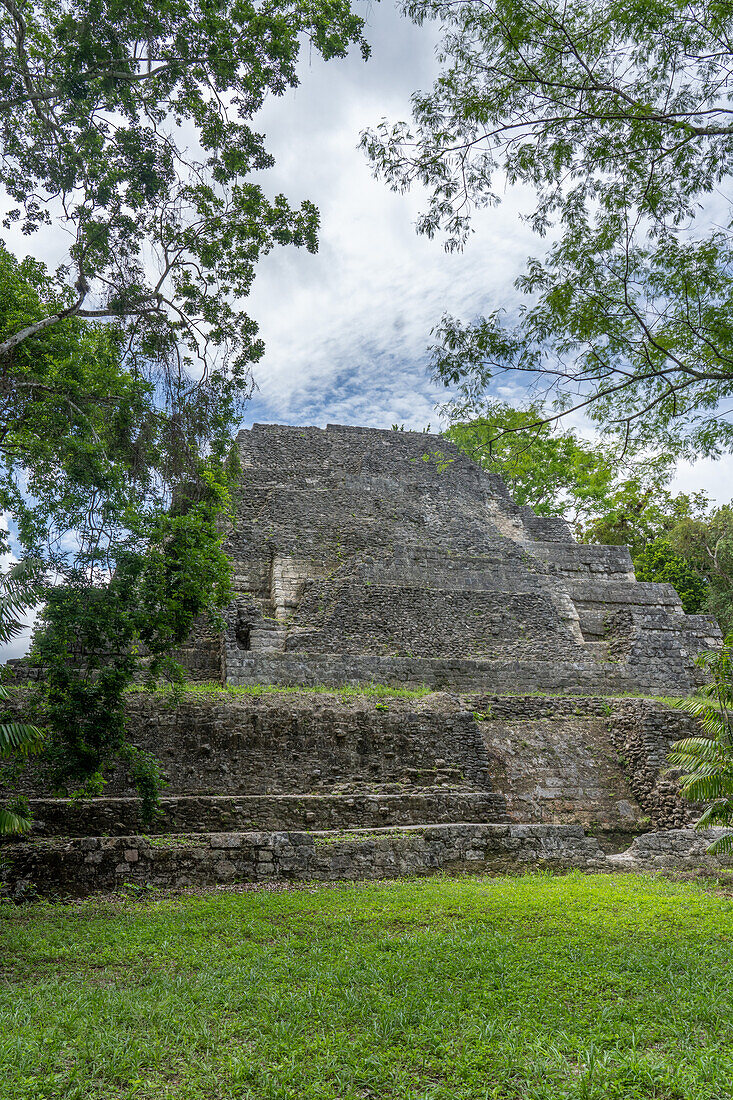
(0, 287), (87, 358)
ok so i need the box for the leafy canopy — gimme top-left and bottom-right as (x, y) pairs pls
(1, 253), (236, 811)
(443, 398), (664, 528)
(363, 0), (733, 454)
(0, 0), (369, 815)
(0, 244), (160, 564)
(0, 561), (44, 835)
(0, 0), (368, 385)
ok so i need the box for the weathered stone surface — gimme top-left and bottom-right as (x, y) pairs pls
(1, 423), (724, 893)
(0, 824), (604, 896)
(22, 791), (508, 836)
(4, 693), (696, 836)
(216, 423), (720, 695)
(3, 826), (729, 898)
(607, 829), (733, 872)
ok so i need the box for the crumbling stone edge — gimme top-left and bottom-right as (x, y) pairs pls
(2, 824), (731, 899)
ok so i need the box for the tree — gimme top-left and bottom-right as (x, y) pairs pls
(0, 245), (158, 564)
(29, 469), (233, 812)
(1, 245), (235, 816)
(634, 540), (709, 615)
(669, 506), (733, 632)
(0, 0), (368, 576)
(1, 0), (367, 381)
(578, 482), (709, 559)
(0, 0), (369, 584)
(362, 0), (733, 456)
(0, 561), (44, 835)
(670, 641), (733, 855)
(0, 0), (369, 816)
(442, 398), (669, 528)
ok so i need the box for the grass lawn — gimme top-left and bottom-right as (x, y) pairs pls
(1, 873), (732, 1099)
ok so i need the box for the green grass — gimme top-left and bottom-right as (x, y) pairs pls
(124, 681), (688, 706)
(8, 680), (689, 707)
(1, 873), (732, 1099)
(127, 680), (433, 700)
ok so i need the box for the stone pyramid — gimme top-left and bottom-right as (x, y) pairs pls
(4, 423), (727, 896)
(185, 422), (718, 695)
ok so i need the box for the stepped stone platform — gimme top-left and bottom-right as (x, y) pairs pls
(1, 423), (725, 895)
(203, 423), (719, 694)
(6, 825), (733, 898)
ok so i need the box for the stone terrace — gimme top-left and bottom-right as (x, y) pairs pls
(2, 423), (727, 895)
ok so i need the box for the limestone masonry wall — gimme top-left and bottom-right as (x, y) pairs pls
(213, 423), (720, 695)
(2, 691), (696, 837)
(4, 826), (731, 899)
(0, 825), (608, 896)
(1, 422), (723, 893)
(22, 791), (505, 837)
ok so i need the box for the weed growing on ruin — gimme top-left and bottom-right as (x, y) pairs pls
(122, 684), (693, 710)
(1, 873), (732, 1098)
(129, 681), (432, 701)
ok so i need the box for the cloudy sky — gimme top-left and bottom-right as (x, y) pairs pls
(236, 0), (733, 499)
(5, 0), (732, 482)
(239, 2), (538, 430)
(2, 0), (733, 659)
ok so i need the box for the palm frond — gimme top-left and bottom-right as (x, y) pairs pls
(669, 735), (733, 765)
(0, 720), (44, 757)
(674, 759), (733, 784)
(673, 636), (733, 854)
(0, 807), (32, 836)
(0, 558), (43, 647)
(707, 831), (733, 856)
(682, 778), (733, 804)
(674, 701), (731, 742)
(697, 800), (733, 828)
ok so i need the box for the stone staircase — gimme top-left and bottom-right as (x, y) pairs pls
(23, 790), (509, 836)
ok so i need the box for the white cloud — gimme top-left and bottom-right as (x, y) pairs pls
(240, 1), (538, 428)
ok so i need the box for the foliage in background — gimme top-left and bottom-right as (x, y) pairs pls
(0, 562), (44, 834)
(364, 0), (733, 457)
(670, 507), (733, 633)
(578, 484), (707, 560)
(633, 542), (709, 616)
(670, 641), (733, 854)
(445, 400), (663, 528)
(602, 500), (733, 630)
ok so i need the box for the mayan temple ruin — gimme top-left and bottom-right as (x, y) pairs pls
(3, 423), (730, 894)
